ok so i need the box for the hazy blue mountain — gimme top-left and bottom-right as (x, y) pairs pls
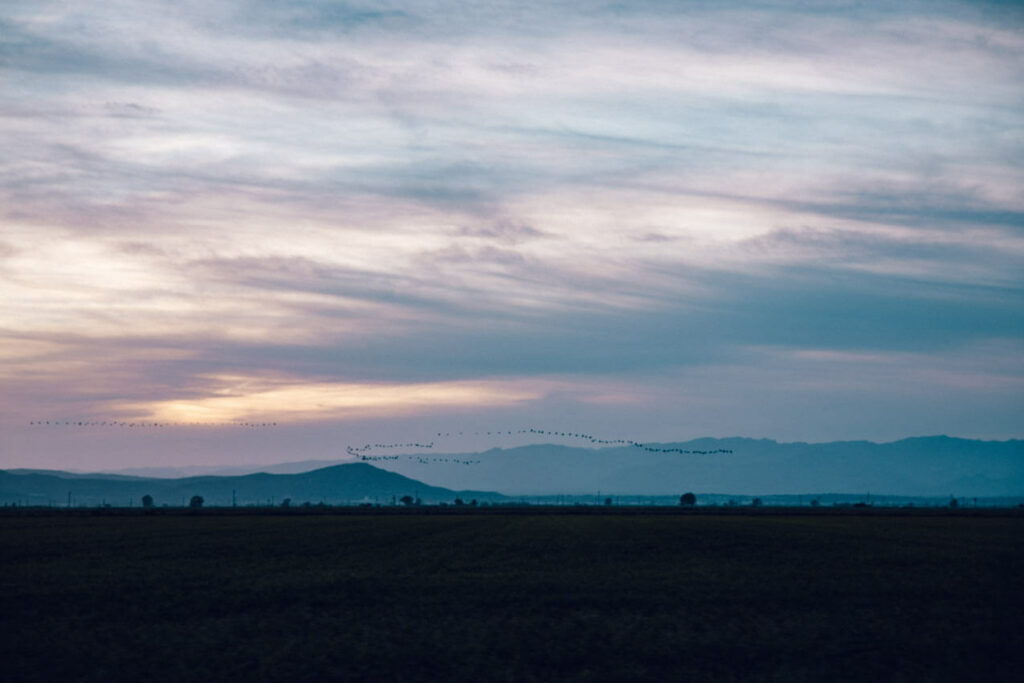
(6, 468), (148, 481)
(100, 460), (347, 478)
(0, 463), (504, 507)
(364, 436), (1023, 497)
(5, 437), (1020, 504)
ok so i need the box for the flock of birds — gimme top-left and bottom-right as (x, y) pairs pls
(347, 442), (436, 454)
(347, 428), (733, 465)
(345, 442), (483, 465)
(347, 449), (482, 465)
(429, 429), (733, 455)
(27, 421), (734, 464)
(27, 420), (277, 428)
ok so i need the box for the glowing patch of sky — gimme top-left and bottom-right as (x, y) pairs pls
(1, 0), (1022, 468)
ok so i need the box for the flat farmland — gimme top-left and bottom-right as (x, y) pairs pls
(2, 510), (1022, 682)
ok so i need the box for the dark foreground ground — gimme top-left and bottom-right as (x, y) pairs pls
(2, 509), (1022, 682)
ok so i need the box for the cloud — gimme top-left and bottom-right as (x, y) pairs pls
(737, 226), (1024, 286)
(2, 0), (1022, 458)
(119, 374), (548, 423)
(454, 221), (549, 244)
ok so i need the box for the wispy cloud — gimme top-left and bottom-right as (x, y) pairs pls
(120, 374), (548, 423)
(2, 1), (1022, 465)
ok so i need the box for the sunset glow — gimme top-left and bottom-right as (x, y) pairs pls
(2, 0), (1021, 469)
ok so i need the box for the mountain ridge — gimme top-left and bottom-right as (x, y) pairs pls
(3, 436), (1020, 501)
(0, 462), (505, 507)
(361, 436), (1024, 497)
(90, 435), (1023, 479)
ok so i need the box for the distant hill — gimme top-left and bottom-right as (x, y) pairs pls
(100, 459), (348, 479)
(6, 436), (1020, 503)
(6, 468), (148, 481)
(0, 463), (505, 507)
(359, 436), (1024, 497)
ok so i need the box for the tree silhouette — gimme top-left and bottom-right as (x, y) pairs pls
(189, 495), (204, 509)
(141, 494), (154, 509)
(679, 492), (696, 507)
(399, 495), (414, 506)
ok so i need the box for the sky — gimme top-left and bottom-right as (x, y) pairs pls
(2, 0), (1023, 471)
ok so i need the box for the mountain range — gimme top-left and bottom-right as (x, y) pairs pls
(3, 436), (1021, 506)
(363, 436), (1022, 497)
(0, 463), (503, 507)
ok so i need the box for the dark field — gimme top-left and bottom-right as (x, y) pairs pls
(2, 510), (1022, 682)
